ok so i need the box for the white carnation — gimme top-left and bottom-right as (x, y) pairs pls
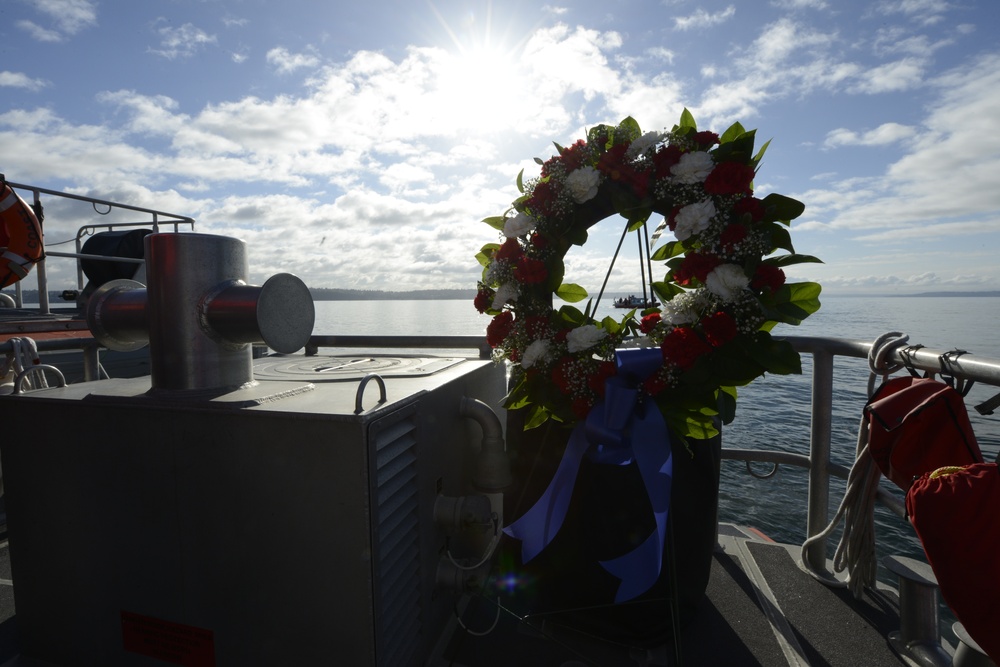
(503, 212), (535, 238)
(673, 200), (716, 241)
(625, 131), (663, 160)
(566, 324), (606, 353)
(564, 166), (601, 204)
(671, 151), (715, 184)
(663, 291), (708, 326)
(705, 264), (750, 302)
(520, 339), (551, 369)
(491, 282), (519, 310)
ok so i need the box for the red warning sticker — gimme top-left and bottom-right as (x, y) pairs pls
(121, 611), (216, 667)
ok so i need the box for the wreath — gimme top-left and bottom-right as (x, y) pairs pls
(474, 110), (822, 440)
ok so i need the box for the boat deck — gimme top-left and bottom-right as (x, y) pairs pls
(0, 520), (914, 666)
(432, 523), (914, 666)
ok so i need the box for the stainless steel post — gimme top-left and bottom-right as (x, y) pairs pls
(145, 233), (254, 391)
(804, 349), (833, 573)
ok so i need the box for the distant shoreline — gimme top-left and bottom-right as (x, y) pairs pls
(5, 288), (1000, 302)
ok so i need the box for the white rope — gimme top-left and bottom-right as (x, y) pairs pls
(800, 332), (909, 598)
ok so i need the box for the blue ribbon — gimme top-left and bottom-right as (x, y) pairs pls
(503, 347), (673, 602)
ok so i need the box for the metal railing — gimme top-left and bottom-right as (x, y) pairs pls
(731, 335), (1000, 576)
(304, 332), (1000, 579)
(2, 179), (195, 313)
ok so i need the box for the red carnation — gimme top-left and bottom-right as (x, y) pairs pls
(597, 143), (630, 178)
(572, 396), (594, 420)
(559, 139), (589, 173)
(474, 287), (494, 313)
(529, 180), (558, 217)
(486, 311), (514, 348)
(640, 312), (662, 334)
(514, 257), (548, 284)
(720, 224), (748, 253)
(693, 131), (719, 147)
(588, 360), (617, 396)
(495, 238), (522, 261)
(530, 232), (549, 250)
(524, 315), (550, 339)
(751, 264), (786, 292)
(701, 311), (737, 347)
(653, 145), (683, 179)
(661, 327), (712, 370)
(704, 161), (755, 196)
(673, 252), (721, 286)
(642, 369), (669, 396)
(551, 356), (575, 392)
(733, 196), (765, 222)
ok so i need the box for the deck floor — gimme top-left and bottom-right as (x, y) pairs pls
(434, 524), (914, 666)
(0, 515), (918, 667)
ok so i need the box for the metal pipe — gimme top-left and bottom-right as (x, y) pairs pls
(460, 396), (511, 491)
(804, 348), (834, 574)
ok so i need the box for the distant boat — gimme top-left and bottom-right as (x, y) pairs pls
(613, 295), (658, 309)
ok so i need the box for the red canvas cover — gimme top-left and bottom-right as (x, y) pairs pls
(865, 377), (982, 491)
(907, 463), (1000, 662)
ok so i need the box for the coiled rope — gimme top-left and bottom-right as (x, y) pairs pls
(800, 332), (909, 597)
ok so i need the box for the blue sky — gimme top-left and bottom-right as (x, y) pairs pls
(2, 0), (999, 295)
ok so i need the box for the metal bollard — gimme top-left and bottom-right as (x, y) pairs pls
(86, 232), (314, 392)
(883, 555), (951, 667)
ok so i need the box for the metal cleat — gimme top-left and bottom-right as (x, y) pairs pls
(952, 622), (997, 667)
(883, 555), (952, 667)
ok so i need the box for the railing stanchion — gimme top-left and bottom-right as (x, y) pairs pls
(805, 348), (835, 573)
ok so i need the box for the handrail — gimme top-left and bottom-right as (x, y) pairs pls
(1, 179), (195, 311)
(763, 335), (1000, 576)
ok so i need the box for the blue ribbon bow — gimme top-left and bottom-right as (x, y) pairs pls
(504, 346), (673, 602)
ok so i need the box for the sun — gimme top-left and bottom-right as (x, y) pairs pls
(428, 3), (526, 132)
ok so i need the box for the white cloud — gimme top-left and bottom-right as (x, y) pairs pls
(149, 22), (218, 60)
(17, 0), (97, 41)
(850, 57), (926, 93)
(875, 0), (950, 26)
(770, 0), (829, 8)
(823, 122), (916, 148)
(16, 20), (62, 42)
(267, 47), (322, 74)
(0, 71), (48, 91)
(674, 6), (736, 31)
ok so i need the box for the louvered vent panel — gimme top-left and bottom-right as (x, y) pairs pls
(371, 412), (422, 667)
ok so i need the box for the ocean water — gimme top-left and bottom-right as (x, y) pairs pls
(313, 294), (1000, 578)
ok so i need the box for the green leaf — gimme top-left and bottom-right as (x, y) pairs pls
(555, 282), (588, 303)
(523, 404), (551, 430)
(557, 304), (587, 327)
(651, 240), (686, 261)
(652, 280), (685, 303)
(713, 129), (756, 163)
(752, 138), (771, 167)
(761, 193), (805, 224)
(617, 116), (642, 142)
(601, 315), (622, 334)
(475, 243), (500, 268)
(516, 169), (525, 193)
(482, 216), (506, 231)
(719, 122), (746, 144)
(763, 254), (824, 268)
(763, 282), (823, 325)
(718, 386), (738, 424)
(768, 224), (794, 253)
(742, 334), (802, 375)
(678, 108), (697, 130)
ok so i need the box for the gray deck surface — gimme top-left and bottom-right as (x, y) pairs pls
(437, 525), (912, 666)
(0, 512), (914, 666)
